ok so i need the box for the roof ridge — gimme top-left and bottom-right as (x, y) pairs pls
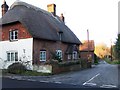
(10, 1), (64, 25)
(10, 0), (54, 17)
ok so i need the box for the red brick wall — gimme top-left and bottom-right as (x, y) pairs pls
(52, 64), (81, 74)
(2, 22), (32, 41)
(80, 51), (94, 61)
(33, 39), (73, 64)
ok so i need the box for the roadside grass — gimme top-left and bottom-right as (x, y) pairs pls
(2, 69), (52, 76)
(21, 70), (52, 76)
(104, 58), (120, 64)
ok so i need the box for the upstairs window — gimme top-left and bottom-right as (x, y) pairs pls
(7, 51), (18, 61)
(40, 50), (46, 61)
(58, 31), (63, 41)
(9, 30), (18, 41)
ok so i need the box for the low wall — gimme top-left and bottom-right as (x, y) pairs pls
(33, 60), (91, 74)
(33, 65), (52, 73)
(52, 64), (81, 74)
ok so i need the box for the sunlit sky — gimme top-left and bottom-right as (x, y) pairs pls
(0, 0), (119, 47)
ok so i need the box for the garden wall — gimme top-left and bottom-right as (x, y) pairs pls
(52, 64), (81, 74)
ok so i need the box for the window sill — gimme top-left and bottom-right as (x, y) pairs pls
(9, 39), (18, 42)
(40, 60), (46, 62)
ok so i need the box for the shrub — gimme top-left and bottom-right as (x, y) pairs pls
(51, 52), (62, 62)
(7, 62), (27, 74)
(45, 59), (59, 65)
(58, 60), (80, 67)
(81, 59), (87, 68)
(111, 60), (120, 64)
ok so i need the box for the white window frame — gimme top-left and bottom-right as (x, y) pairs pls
(9, 30), (18, 41)
(56, 50), (62, 59)
(40, 50), (46, 61)
(7, 51), (18, 62)
(72, 51), (78, 60)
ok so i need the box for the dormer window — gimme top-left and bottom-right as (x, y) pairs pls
(9, 30), (18, 41)
(58, 31), (63, 41)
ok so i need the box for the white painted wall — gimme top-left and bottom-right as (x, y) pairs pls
(0, 38), (33, 70)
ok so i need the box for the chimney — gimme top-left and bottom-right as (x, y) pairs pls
(60, 13), (65, 23)
(1, 0), (9, 16)
(47, 4), (56, 16)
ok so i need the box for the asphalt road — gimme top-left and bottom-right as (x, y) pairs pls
(2, 60), (120, 89)
(1, 77), (119, 90)
(1, 77), (90, 88)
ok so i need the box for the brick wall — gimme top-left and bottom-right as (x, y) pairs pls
(52, 64), (81, 74)
(2, 22), (32, 41)
(33, 39), (71, 64)
(80, 51), (94, 63)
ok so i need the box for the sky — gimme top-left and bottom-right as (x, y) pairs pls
(0, 0), (119, 47)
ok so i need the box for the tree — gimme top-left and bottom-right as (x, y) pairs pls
(95, 43), (110, 59)
(115, 34), (120, 60)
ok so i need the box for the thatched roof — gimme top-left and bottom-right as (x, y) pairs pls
(0, 1), (81, 44)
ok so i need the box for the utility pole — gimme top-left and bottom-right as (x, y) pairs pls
(87, 29), (92, 68)
(110, 39), (112, 61)
(87, 29), (90, 61)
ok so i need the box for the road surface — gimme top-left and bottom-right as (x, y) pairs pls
(2, 60), (120, 89)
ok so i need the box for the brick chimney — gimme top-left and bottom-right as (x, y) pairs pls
(47, 4), (56, 16)
(60, 13), (65, 23)
(1, 0), (9, 16)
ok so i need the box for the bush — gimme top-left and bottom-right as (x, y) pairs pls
(58, 60), (80, 67)
(111, 60), (120, 64)
(81, 59), (87, 68)
(45, 59), (59, 65)
(51, 52), (62, 62)
(7, 62), (27, 74)
(46, 59), (81, 67)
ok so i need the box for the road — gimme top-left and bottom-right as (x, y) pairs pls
(1, 77), (92, 88)
(2, 60), (120, 89)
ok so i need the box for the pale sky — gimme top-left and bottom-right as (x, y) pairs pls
(0, 0), (119, 47)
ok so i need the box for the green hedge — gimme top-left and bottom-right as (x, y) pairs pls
(58, 60), (80, 67)
(7, 62), (27, 74)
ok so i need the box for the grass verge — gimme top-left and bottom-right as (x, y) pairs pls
(2, 69), (52, 76)
(104, 58), (120, 64)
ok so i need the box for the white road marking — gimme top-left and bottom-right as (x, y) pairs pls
(83, 83), (96, 86)
(26, 79), (37, 82)
(55, 81), (62, 84)
(40, 81), (49, 83)
(100, 85), (117, 88)
(29, 79), (36, 82)
(83, 73), (100, 85)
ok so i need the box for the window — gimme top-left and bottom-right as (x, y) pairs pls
(72, 51), (77, 60)
(58, 31), (63, 41)
(7, 51), (18, 61)
(40, 50), (46, 61)
(9, 30), (18, 41)
(56, 50), (62, 59)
